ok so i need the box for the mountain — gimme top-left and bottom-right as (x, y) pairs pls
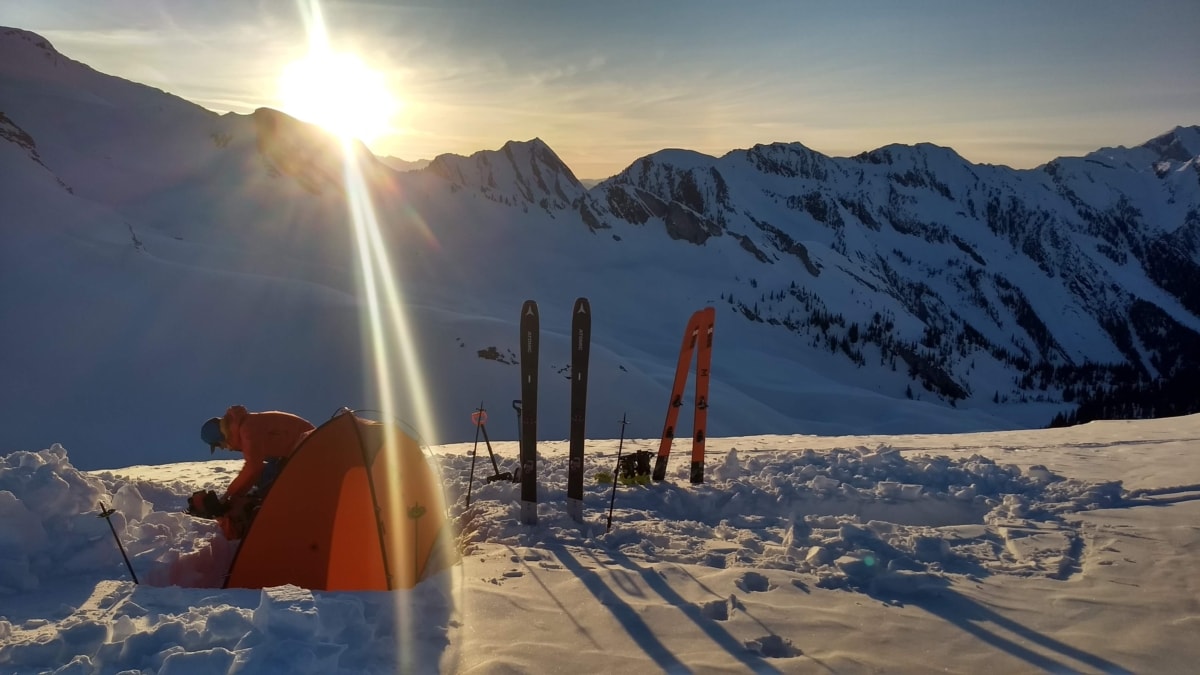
(2, 26), (1198, 469)
(588, 133), (1200, 423)
(378, 155), (431, 172)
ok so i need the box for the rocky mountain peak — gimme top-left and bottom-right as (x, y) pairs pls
(427, 138), (591, 214)
(1141, 125), (1200, 164)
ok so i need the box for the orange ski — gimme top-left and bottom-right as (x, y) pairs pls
(652, 307), (715, 483)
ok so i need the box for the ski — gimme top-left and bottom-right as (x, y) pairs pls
(652, 309), (705, 482)
(519, 300), (540, 525)
(567, 297), (591, 522)
(690, 308), (715, 484)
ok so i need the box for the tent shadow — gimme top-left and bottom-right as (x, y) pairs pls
(548, 544), (787, 675)
(870, 580), (1134, 675)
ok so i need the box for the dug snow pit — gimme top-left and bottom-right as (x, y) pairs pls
(997, 522), (1078, 578)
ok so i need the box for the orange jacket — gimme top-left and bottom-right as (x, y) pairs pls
(221, 405), (314, 499)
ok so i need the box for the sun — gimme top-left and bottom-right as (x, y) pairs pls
(279, 50), (398, 143)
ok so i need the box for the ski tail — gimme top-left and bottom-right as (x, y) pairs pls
(690, 308), (715, 484)
(567, 297), (591, 522)
(652, 309), (704, 482)
(519, 300), (540, 525)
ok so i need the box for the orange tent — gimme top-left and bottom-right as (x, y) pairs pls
(224, 409), (456, 591)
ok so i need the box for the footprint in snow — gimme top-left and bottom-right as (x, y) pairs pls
(698, 595), (743, 622)
(735, 571), (772, 593)
(698, 599), (729, 621)
(744, 634), (802, 658)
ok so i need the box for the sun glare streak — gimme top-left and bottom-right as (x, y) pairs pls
(341, 146), (411, 669)
(344, 141), (420, 672)
(297, 0), (453, 665)
(342, 147), (439, 442)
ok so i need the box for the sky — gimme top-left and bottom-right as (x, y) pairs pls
(2, 414), (1199, 672)
(4, 0), (1198, 178)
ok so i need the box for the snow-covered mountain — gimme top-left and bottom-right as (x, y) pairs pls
(592, 132), (1200, 419)
(2, 26), (1198, 469)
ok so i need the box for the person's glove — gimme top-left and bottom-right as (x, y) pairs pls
(186, 490), (228, 518)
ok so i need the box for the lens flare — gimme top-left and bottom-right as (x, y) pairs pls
(343, 138), (456, 661)
(295, 0), (458, 666)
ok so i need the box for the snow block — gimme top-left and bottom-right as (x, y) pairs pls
(805, 545), (833, 566)
(834, 554), (878, 580)
(912, 535), (951, 563)
(252, 585), (319, 640)
(809, 475), (840, 492)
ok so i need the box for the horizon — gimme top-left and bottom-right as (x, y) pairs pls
(6, 1), (1199, 178)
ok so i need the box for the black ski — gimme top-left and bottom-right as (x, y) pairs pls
(519, 300), (540, 525)
(567, 297), (591, 522)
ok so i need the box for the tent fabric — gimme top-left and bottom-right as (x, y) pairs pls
(223, 410), (454, 591)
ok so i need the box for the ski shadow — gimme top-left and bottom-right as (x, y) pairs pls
(0, 576), (121, 626)
(871, 580), (1133, 675)
(548, 544), (786, 675)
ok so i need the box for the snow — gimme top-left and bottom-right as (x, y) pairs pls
(4, 414), (1200, 673)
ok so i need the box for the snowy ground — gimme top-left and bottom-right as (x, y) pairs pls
(2, 415), (1200, 673)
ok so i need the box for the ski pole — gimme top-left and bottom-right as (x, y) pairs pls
(606, 414), (628, 533)
(97, 502), (139, 584)
(479, 422), (513, 482)
(512, 399), (522, 442)
(512, 400), (523, 480)
(479, 423), (502, 475)
(466, 403), (485, 508)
